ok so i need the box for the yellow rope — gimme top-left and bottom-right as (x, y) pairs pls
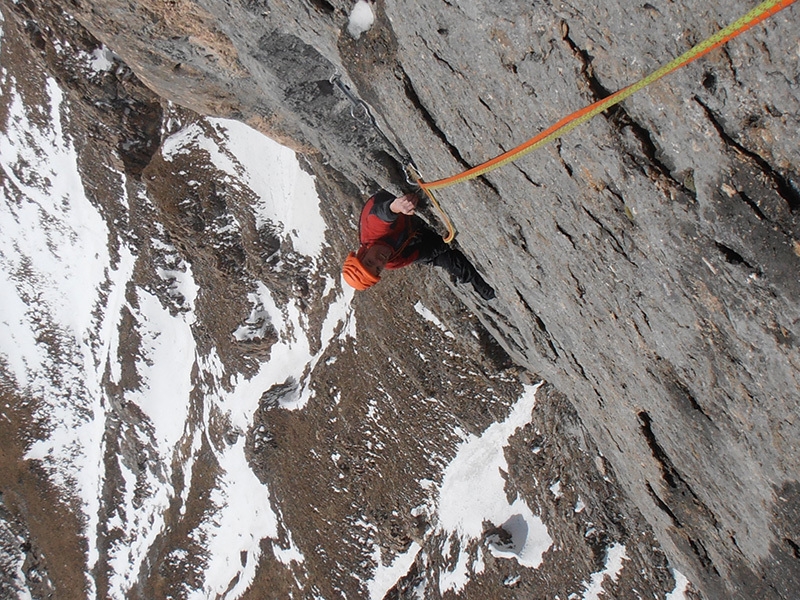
(407, 164), (457, 242)
(416, 0), (797, 241)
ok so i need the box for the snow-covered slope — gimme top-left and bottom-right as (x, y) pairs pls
(0, 54), (351, 596)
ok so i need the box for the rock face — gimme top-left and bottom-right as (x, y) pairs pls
(2, 0), (799, 598)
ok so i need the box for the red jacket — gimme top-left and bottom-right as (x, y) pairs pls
(359, 191), (420, 269)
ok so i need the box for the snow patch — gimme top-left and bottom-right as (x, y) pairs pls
(221, 279), (348, 419)
(367, 542), (421, 600)
(232, 291), (274, 341)
(211, 118), (327, 258)
(0, 520), (33, 600)
(435, 383), (551, 592)
(666, 569), (691, 599)
(127, 287), (196, 448)
(348, 1), (375, 39)
(414, 301), (455, 338)
(550, 480), (562, 499)
(579, 543), (628, 600)
(162, 118), (327, 258)
(87, 46), (115, 73)
(191, 438), (295, 599)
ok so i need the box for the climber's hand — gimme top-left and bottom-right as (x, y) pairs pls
(390, 194), (418, 215)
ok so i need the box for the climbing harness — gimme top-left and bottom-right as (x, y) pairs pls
(410, 0), (797, 241)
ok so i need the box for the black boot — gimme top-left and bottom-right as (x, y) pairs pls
(472, 274), (496, 300)
(415, 230), (496, 300)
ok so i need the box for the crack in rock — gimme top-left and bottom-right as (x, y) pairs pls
(695, 96), (800, 214)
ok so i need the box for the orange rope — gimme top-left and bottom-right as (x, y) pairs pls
(416, 0), (797, 240)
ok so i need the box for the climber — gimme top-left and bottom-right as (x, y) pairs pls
(342, 190), (496, 300)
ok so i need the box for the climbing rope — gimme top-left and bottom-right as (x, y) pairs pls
(415, 0), (797, 241)
(406, 163), (457, 242)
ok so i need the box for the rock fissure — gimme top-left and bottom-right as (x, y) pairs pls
(513, 163), (543, 188)
(424, 43), (459, 77)
(695, 96), (800, 214)
(555, 139), (575, 177)
(720, 46), (744, 87)
(556, 222), (578, 249)
(581, 205), (635, 264)
(560, 16), (703, 204)
(638, 411), (721, 535)
(637, 411), (686, 491)
(399, 69), (470, 172)
(646, 480), (683, 528)
(785, 538), (800, 559)
(477, 173), (502, 197)
(688, 536), (721, 576)
(613, 110), (699, 202)
(714, 240), (759, 273)
(673, 376), (713, 423)
(559, 20), (604, 101)
(736, 189), (770, 222)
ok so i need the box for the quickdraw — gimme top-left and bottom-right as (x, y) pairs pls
(331, 72), (456, 241)
(330, 72), (413, 173)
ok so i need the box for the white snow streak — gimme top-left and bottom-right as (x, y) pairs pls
(414, 301), (455, 338)
(191, 438), (283, 600)
(157, 117), (356, 594)
(0, 76), (132, 597)
(105, 272), (198, 597)
(162, 118), (327, 258)
(667, 569), (691, 599)
(212, 118), (327, 258)
(2, 70), (343, 600)
(128, 287), (196, 447)
(435, 383), (552, 593)
(161, 118), (351, 415)
(580, 543), (628, 600)
(368, 542), (421, 600)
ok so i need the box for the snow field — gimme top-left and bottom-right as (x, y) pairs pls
(0, 76), (131, 597)
(0, 66), (347, 600)
(434, 382), (552, 592)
